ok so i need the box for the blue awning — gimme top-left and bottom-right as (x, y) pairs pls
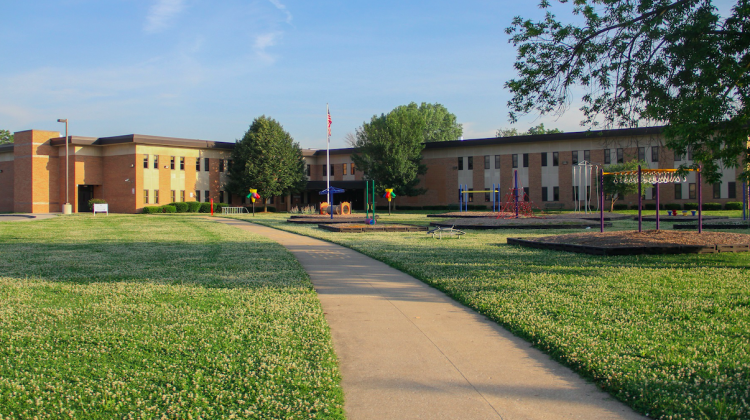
(319, 187), (345, 195)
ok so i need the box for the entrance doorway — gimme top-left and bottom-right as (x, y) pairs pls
(77, 185), (94, 212)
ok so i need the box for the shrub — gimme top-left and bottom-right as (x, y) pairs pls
(423, 205), (451, 210)
(187, 201), (201, 212)
(663, 203), (682, 210)
(702, 202), (722, 211)
(87, 198), (107, 212)
(613, 204), (629, 211)
(684, 202), (699, 210)
(142, 206), (162, 214)
(725, 202), (743, 210)
(199, 203), (212, 213)
(644, 203), (657, 210)
(161, 205), (176, 213)
(214, 203), (226, 213)
(630, 205), (640, 210)
(171, 202), (189, 213)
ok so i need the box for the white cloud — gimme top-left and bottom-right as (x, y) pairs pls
(253, 32), (281, 63)
(268, 0), (292, 24)
(144, 0), (186, 33)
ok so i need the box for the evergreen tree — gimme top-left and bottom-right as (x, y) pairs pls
(226, 116), (306, 211)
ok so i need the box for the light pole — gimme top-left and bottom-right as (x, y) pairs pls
(57, 119), (72, 214)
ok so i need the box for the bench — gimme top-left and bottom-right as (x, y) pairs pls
(426, 225), (466, 239)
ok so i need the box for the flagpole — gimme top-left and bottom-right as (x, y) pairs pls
(327, 104), (331, 219)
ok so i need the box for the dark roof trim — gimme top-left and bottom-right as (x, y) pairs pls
(0, 144), (14, 153)
(51, 134), (235, 150)
(311, 147), (356, 157)
(425, 126), (665, 150)
(305, 180), (367, 189)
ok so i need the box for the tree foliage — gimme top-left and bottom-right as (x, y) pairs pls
(418, 102), (463, 142)
(505, 0), (750, 183)
(351, 104), (429, 196)
(0, 130), (13, 145)
(226, 116), (306, 211)
(496, 123), (563, 137)
(602, 160), (651, 211)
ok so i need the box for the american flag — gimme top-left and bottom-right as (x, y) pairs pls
(327, 106), (332, 139)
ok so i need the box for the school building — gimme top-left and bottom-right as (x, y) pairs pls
(0, 126), (745, 214)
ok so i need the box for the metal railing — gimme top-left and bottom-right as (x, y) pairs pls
(222, 207), (248, 214)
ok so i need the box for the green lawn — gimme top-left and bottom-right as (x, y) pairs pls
(236, 211), (750, 420)
(0, 215), (344, 419)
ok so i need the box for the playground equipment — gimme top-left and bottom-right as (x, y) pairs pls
(319, 186), (345, 219)
(246, 188), (260, 216)
(365, 180), (376, 219)
(320, 201), (352, 216)
(572, 161), (600, 213)
(600, 166), (701, 233)
(458, 185), (501, 212)
(383, 188), (396, 215)
(426, 225), (466, 239)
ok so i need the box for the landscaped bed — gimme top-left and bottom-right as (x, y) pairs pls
(509, 230), (750, 255)
(318, 223), (427, 233)
(427, 211), (632, 221)
(230, 212), (750, 420)
(0, 215), (344, 419)
(432, 217), (610, 230)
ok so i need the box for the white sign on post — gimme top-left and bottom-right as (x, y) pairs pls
(93, 203), (109, 215)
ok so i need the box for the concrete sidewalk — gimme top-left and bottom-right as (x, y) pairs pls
(216, 218), (644, 420)
(0, 213), (59, 222)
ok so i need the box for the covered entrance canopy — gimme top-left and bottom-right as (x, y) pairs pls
(305, 180), (367, 210)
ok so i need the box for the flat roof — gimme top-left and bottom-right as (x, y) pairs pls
(50, 134), (235, 150)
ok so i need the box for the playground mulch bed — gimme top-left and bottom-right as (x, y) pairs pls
(637, 215), (729, 222)
(427, 211), (631, 221)
(674, 220), (750, 230)
(318, 223), (428, 233)
(508, 230), (750, 255)
(287, 215), (376, 224)
(431, 218), (610, 230)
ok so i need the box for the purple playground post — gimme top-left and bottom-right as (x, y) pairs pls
(599, 168), (604, 232)
(655, 182), (660, 230)
(638, 165), (642, 233)
(698, 167), (703, 233)
(514, 170), (519, 219)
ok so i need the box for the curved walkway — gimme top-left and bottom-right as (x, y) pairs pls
(216, 218), (644, 420)
(0, 213), (58, 222)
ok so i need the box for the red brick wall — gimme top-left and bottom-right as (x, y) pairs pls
(209, 158), (221, 201)
(558, 151), (573, 206)
(527, 153), (542, 204)
(0, 159), (14, 212)
(102, 154), (136, 213)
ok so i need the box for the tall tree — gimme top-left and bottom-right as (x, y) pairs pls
(418, 102), (463, 142)
(496, 123), (563, 137)
(351, 104), (428, 196)
(0, 130), (13, 145)
(505, 0), (750, 183)
(226, 116), (306, 211)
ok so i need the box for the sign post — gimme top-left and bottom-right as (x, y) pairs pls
(210, 198), (214, 216)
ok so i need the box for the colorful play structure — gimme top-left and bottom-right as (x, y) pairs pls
(459, 170), (540, 218)
(599, 166), (700, 233)
(319, 186), (345, 219)
(320, 201), (352, 216)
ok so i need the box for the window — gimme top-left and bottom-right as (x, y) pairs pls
(494, 155), (501, 169)
(170, 157), (175, 170)
(675, 151), (683, 161)
(228, 192), (233, 205)
(688, 147), (693, 160)
(604, 150), (611, 164)
(512, 154), (518, 168)
(651, 146), (660, 163)
(522, 154), (529, 168)
(227, 160), (232, 171)
(541, 153), (548, 167)
(204, 158), (209, 171)
(638, 147), (645, 161)
(180, 190), (185, 202)
(219, 159), (225, 172)
(219, 191), (224, 203)
(584, 150), (590, 162)
(143, 155), (149, 169)
(171, 190), (176, 203)
(553, 152), (559, 166)
(280, 196), (285, 204)
(143, 190), (149, 204)
(617, 148), (624, 163)
(523, 187), (529, 201)
(572, 151), (579, 165)
(485, 191), (490, 202)
(330, 164), (334, 176)
(153, 155), (159, 169)
(155, 190), (160, 204)
(468, 193), (473, 202)
(689, 183), (696, 199)
(458, 157), (463, 170)
(343, 163), (347, 175)
(484, 155), (490, 170)
(306, 164), (311, 176)
(728, 182), (736, 199)
(468, 156), (473, 170)
(553, 186), (559, 201)
(196, 190), (201, 202)
(196, 158), (201, 171)
(204, 190), (209, 202)
(180, 157), (185, 170)
(351, 164), (355, 175)
(542, 186), (548, 201)
(713, 183), (721, 199)
(674, 184), (682, 200)
(573, 186), (579, 200)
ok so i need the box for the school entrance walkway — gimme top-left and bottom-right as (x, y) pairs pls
(216, 218), (644, 420)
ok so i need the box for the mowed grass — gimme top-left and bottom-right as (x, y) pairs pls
(237, 212), (750, 420)
(0, 215), (344, 419)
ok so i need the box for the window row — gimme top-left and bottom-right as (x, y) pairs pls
(307, 163), (357, 177)
(142, 156), (231, 172)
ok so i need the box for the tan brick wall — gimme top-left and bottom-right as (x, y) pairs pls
(14, 130), (61, 213)
(158, 155), (171, 205)
(185, 157), (197, 202)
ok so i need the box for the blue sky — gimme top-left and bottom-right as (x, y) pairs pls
(0, 0), (736, 149)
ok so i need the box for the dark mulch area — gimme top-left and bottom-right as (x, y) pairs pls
(674, 220), (750, 230)
(508, 230), (750, 255)
(318, 223), (428, 233)
(287, 215), (377, 224)
(427, 211), (631, 221)
(637, 215), (729, 221)
(431, 218), (610, 230)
